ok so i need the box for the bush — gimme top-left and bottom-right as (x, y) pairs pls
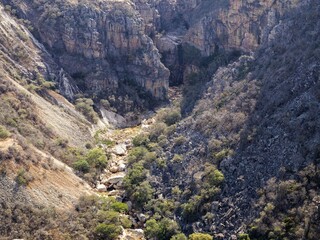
(131, 181), (154, 208)
(124, 162), (147, 186)
(145, 218), (180, 240)
(16, 168), (33, 186)
(172, 154), (183, 163)
(127, 147), (148, 165)
(158, 109), (181, 126)
(173, 136), (187, 146)
(213, 148), (234, 162)
(75, 98), (99, 123)
(73, 159), (90, 173)
(111, 202), (128, 213)
(85, 147), (107, 169)
(120, 216), (132, 228)
(204, 164), (224, 186)
(0, 125), (10, 139)
(188, 233), (213, 240)
(145, 219), (161, 239)
(238, 233), (250, 240)
(171, 233), (188, 240)
(143, 151), (157, 167)
(100, 99), (110, 109)
(132, 133), (150, 147)
(148, 122), (168, 141)
(94, 223), (122, 240)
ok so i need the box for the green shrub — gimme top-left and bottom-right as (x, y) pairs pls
(188, 233), (213, 240)
(111, 202), (128, 213)
(75, 98), (99, 123)
(204, 164), (224, 186)
(127, 146), (148, 165)
(174, 136), (187, 146)
(181, 196), (202, 221)
(213, 148), (234, 162)
(143, 151), (157, 166)
(158, 109), (181, 126)
(124, 162), (147, 186)
(16, 168), (32, 186)
(131, 181), (154, 208)
(145, 199), (175, 218)
(100, 99), (111, 109)
(145, 218), (180, 240)
(148, 122), (168, 141)
(238, 233), (250, 240)
(171, 233), (188, 240)
(96, 210), (120, 223)
(73, 159), (90, 173)
(94, 223), (122, 240)
(172, 154), (183, 163)
(120, 216), (132, 228)
(0, 125), (10, 139)
(85, 147), (107, 169)
(145, 219), (161, 239)
(132, 133), (150, 147)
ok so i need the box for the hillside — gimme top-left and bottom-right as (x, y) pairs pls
(0, 0), (320, 239)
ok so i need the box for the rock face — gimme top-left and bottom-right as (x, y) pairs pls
(4, 0), (302, 109)
(6, 0), (169, 115)
(147, 0), (304, 87)
(157, 0), (302, 54)
(140, 1), (320, 237)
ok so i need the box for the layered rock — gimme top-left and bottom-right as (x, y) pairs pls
(6, 0), (169, 114)
(160, 0), (302, 55)
(132, 0), (161, 37)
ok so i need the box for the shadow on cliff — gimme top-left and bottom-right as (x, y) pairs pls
(180, 45), (242, 115)
(219, 1), (320, 234)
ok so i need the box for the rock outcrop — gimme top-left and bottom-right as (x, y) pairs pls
(138, 1), (320, 237)
(157, 0), (303, 55)
(5, 0), (169, 115)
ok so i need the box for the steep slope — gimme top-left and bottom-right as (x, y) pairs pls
(0, 3), (93, 209)
(1, 0), (320, 239)
(122, 1), (320, 239)
(4, 0), (170, 119)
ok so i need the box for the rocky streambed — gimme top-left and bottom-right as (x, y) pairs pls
(92, 118), (156, 239)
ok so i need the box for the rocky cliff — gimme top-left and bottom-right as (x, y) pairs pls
(150, 0), (304, 89)
(157, 0), (302, 54)
(127, 1), (320, 238)
(4, 0), (169, 118)
(1, 0), (320, 239)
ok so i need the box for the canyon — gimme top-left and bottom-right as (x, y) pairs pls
(0, 0), (319, 239)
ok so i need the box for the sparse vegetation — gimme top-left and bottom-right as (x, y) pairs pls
(16, 168), (33, 186)
(0, 125), (10, 139)
(75, 98), (99, 123)
(188, 233), (213, 240)
(0, 195), (130, 239)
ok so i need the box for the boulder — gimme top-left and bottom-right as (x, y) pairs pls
(118, 163), (126, 172)
(106, 172), (126, 184)
(96, 184), (107, 192)
(110, 166), (119, 173)
(113, 143), (127, 156)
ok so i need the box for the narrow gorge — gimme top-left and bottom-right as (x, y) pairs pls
(0, 0), (320, 239)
